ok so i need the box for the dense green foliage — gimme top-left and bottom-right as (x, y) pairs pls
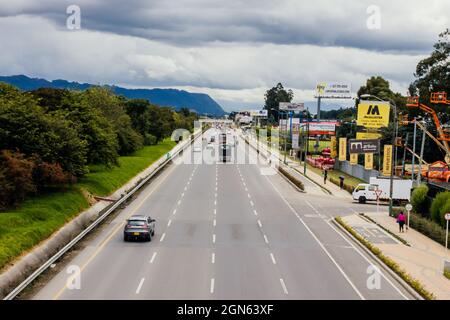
(0, 84), (198, 210)
(0, 141), (175, 270)
(411, 184), (430, 216)
(430, 191), (450, 227)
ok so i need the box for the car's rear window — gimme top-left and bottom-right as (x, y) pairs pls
(128, 220), (146, 226)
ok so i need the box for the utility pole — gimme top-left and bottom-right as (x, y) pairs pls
(411, 118), (417, 182)
(401, 132), (409, 177)
(304, 108), (309, 175)
(417, 128), (426, 185)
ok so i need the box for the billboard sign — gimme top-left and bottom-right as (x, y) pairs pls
(357, 101), (390, 129)
(250, 110), (268, 117)
(350, 153), (358, 165)
(279, 102), (305, 111)
(315, 82), (352, 99)
(382, 145), (393, 176)
(348, 139), (380, 154)
(339, 138), (347, 161)
(356, 132), (382, 140)
(292, 134), (300, 149)
(365, 153), (374, 170)
(300, 121), (337, 135)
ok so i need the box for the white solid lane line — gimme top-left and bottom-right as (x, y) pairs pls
(160, 233), (166, 242)
(150, 252), (157, 264)
(210, 278), (215, 294)
(270, 253), (277, 265)
(136, 278), (145, 294)
(280, 278), (288, 295)
(263, 175), (366, 300)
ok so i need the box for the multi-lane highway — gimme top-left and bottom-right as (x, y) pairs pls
(33, 129), (415, 300)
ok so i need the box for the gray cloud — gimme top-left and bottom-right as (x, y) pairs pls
(0, 0), (447, 110)
(1, 0), (448, 52)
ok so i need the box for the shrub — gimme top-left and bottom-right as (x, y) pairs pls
(430, 192), (450, 227)
(33, 161), (76, 189)
(393, 208), (447, 246)
(278, 166), (305, 191)
(0, 150), (36, 208)
(411, 184), (429, 216)
(144, 133), (157, 146)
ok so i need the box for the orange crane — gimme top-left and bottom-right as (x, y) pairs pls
(407, 93), (450, 161)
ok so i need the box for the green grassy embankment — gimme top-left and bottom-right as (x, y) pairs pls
(0, 139), (176, 271)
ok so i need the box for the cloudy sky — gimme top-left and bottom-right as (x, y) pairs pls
(0, 0), (448, 111)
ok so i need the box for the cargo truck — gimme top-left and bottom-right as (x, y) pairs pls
(352, 176), (413, 204)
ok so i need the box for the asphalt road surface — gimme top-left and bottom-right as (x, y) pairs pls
(33, 129), (415, 300)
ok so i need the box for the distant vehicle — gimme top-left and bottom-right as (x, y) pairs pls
(210, 136), (215, 143)
(352, 177), (413, 204)
(124, 215), (156, 241)
(220, 144), (231, 162)
(193, 146), (202, 152)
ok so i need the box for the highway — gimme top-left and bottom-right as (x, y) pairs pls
(32, 129), (415, 300)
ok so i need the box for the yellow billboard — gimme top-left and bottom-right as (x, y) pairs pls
(365, 153), (373, 170)
(357, 101), (390, 129)
(330, 136), (337, 158)
(339, 138), (347, 161)
(356, 132), (382, 140)
(382, 145), (393, 176)
(350, 153), (358, 165)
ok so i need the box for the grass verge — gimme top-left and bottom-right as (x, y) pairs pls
(0, 139), (176, 271)
(278, 166), (305, 191)
(335, 216), (435, 300)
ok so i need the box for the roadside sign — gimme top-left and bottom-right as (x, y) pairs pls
(348, 139), (380, 154)
(445, 213), (450, 221)
(375, 189), (383, 199)
(315, 82), (352, 99)
(405, 204), (413, 212)
(279, 102), (305, 111)
(357, 101), (390, 128)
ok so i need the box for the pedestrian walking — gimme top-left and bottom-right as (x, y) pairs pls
(323, 168), (328, 184)
(397, 211), (406, 233)
(339, 175), (345, 190)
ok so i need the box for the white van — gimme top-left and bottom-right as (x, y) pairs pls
(352, 176), (412, 204)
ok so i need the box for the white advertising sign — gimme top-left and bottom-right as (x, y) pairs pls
(279, 102), (305, 111)
(250, 110), (268, 117)
(315, 82), (352, 99)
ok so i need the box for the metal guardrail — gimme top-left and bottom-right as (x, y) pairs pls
(3, 131), (201, 300)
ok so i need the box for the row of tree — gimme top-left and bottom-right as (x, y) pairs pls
(0, 84), (198, 209)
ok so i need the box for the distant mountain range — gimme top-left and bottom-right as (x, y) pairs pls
(0, 75), (226, 116)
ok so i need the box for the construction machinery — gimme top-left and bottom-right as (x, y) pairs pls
(406, 93), (450, 164)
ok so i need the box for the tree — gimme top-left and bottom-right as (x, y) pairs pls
(409, 29), (450, 108)
(264, 83), (294, 122)
(81, 87), (143, 155)
(0, 150), (36, 208)
(0, 84), (88, 176)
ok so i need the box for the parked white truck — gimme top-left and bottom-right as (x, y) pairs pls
(352, 176), (413, 204)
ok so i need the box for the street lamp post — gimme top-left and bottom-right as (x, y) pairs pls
(360, 94), (397, 216)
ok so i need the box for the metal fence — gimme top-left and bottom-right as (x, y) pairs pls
(335, 160), (379, 183)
